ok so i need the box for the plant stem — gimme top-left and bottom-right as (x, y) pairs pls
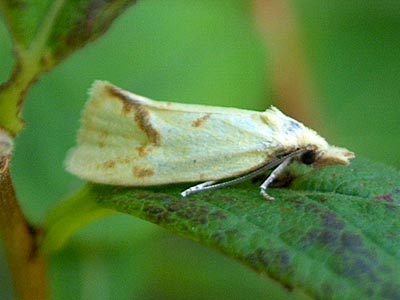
(0, 52), (43, 135)
(41, 184), (116, 255)
(0, 130), (48, 300)
(252, 0), (323, 129)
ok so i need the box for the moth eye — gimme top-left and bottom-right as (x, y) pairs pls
(300, 150), (317, 165)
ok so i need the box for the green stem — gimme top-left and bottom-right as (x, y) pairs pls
(0, 59), (40, 135)
(0, 0), (66, 136)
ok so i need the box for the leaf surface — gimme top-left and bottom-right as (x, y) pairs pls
(50, 158), (400, 300)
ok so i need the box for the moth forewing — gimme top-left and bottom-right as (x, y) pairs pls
(67, 81), (280, 185)
(66, 81), (355, 200)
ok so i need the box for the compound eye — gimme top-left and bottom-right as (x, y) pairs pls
(300, 150), (317, 165)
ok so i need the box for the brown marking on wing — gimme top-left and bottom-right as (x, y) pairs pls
(133, 166), (154, 177)
(136, 144), (156, 157)
(105, 84), (161, 145)
(98, 131), (109, 148)
(102, 160), (116, 169)
(192, 113), (211, 127)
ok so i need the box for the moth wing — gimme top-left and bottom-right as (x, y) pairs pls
(66, 81), (277, 185)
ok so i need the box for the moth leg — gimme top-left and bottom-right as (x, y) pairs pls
(181, 149), (305, 199)
(181, 181), (216, 197)
(260, 157), (293, 201)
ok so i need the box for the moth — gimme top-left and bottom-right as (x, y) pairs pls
(66, 81), (354, 200)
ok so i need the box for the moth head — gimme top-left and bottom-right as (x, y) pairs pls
(298, 127), (355, 167)
(262, 107), (354, 167)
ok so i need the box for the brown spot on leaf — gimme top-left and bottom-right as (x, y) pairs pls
(133, 166), (154, 177)
(166, 201), (186, 212)
(374, 193), (394, 203)
(321, 211), (345, 230)
(340, 232), (365, 254)
(246, 248), (293, 277)
(142, 204), (168, 223)
(319, 197), (328, 203)
(192, 113), (211, 127)
(105, 84), (160, 145)
(210, 210), (228, 219)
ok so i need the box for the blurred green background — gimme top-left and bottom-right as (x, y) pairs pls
(0, 0), (399, 299)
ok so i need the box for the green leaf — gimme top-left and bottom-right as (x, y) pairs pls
(44, 157), (400, 300)
(0, 0), (137, 63)
(0, 0), (137, 134)
(41, 185), (116, 254)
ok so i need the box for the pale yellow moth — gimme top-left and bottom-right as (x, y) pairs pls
(66, 81), (354, 200)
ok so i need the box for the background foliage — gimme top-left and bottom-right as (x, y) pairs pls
(0, 0), (399, 299)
